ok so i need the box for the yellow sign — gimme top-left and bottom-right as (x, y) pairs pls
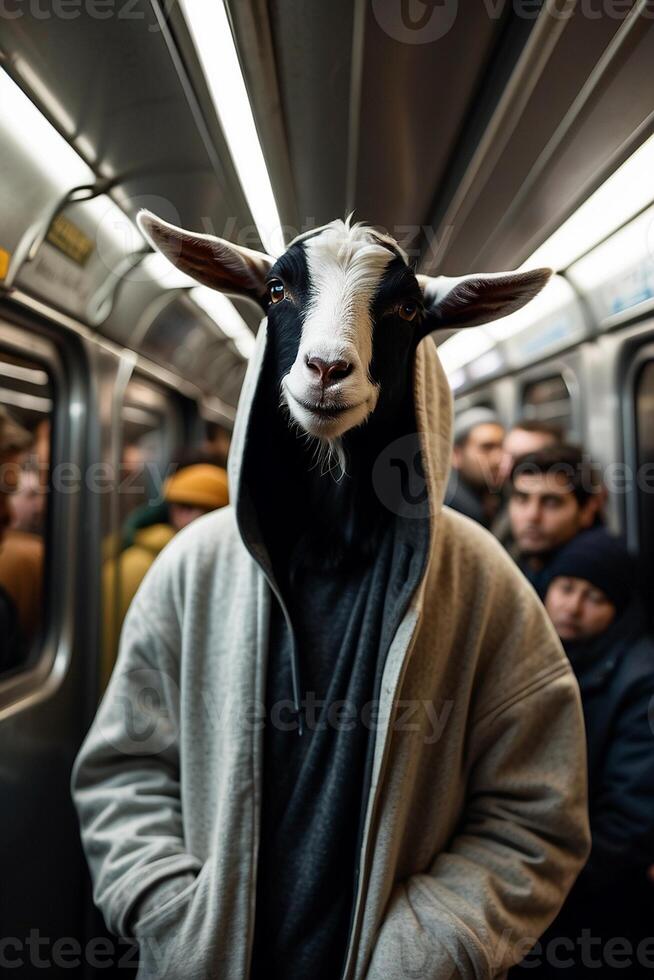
(0, 248), (10, 281)
(46, 214), (94, 267)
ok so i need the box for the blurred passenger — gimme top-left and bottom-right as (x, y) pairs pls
(512, 529), (654, 977)
(509, 444), (602, 594)
(493, 420), (563, 550)
(204, 420), (231, 467)
(121, 441), (145, 481)
(120, 450), (227, 550)
(0, 528), (44, 646)
(118, 440), (149, 525)
(0, 407), (34, 673)
(10, 461), (46, 535)
(33, 418), (50, 473)
(102, 463), (229, 688)
(444, 407), (505, 528)
(166, 464), (228, 530)
(120, 498), (170, 551)
(498, 419), (563, 486)
(172, 445), (229, 475)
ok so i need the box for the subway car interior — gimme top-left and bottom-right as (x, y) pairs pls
(1, 1), (654, 977)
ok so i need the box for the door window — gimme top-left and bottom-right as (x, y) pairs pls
(101, 377), (181, 690)
(0, 351), (52, 678)
(521, 374), (572, 434)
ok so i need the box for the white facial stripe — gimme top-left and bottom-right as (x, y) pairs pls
(282, 219), (403, 442)
(303, 222), (394, 371)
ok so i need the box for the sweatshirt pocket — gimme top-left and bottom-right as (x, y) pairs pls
(133, 860), (215, 980)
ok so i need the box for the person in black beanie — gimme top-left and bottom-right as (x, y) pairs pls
(511, 527), (654, 977)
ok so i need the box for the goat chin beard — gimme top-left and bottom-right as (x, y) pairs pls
(281, 380), (377, 441)
(279, 387), (375, 481)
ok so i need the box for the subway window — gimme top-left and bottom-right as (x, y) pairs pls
(521, 374), (572, 434)
(118, 378), (178, 525)
(0, 351), (52, 678)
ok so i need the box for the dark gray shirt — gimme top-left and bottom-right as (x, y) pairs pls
(250, 516), (427, 980)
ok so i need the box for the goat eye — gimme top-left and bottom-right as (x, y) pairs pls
(398, 301), (418, 322)
(268, 279), (285, 304)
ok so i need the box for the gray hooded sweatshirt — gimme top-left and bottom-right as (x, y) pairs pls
(71, 328), (591, 979)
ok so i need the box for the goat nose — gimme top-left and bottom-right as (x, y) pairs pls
(305, 356), (353, 386)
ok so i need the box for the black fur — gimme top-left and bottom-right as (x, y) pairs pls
(241, 239), (427, 585)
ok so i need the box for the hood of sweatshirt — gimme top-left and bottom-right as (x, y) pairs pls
(227, 319), (453, 724)
(133, 209), (548, 601)
(228, 320), (453, 571)
(133, 207), (548, 728)
(225, 316), (455, 976)
(133, 208), (548, 589)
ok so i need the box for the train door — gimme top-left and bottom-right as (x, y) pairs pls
(0, 311), (94, 976)
(0, 303), (191, 975)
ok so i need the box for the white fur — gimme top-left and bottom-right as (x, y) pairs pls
(282, 218), (396, 441)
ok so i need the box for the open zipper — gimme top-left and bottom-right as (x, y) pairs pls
(340, 606), (423, 980)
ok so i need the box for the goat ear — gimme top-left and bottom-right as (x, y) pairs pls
(137, 210), (274, 307)
(416, 267), (552, 333)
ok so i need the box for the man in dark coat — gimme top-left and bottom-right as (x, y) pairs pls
(513, 528), (654, 977)
(492, 419), (563, 552)
(444, 406), (505, 528)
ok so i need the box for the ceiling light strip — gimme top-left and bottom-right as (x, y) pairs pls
(179, 0), (284, 257)
(480, 0), (653, 269)
(521, 133), (654, 271)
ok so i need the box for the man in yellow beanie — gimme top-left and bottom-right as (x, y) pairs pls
(164, 463), (229, 532)
(101, 463), (228, 688)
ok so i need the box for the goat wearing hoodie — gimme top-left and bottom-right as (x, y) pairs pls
(71, 215), (591, 980)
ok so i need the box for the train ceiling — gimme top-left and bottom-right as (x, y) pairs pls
(1, 0), (654, 405)
(2, 0), (653, 272)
